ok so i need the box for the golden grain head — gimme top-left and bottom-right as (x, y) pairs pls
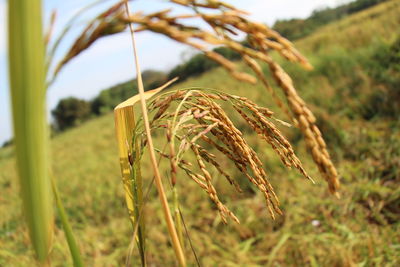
(128, 89), (316, 222)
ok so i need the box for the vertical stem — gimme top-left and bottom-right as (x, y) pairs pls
(132, 136), (146, 266)
(123, 1), (186, 266)
(52, 179), (84, 267)
(167, 122), (184, 249)
(8, 0), (53, 263)
(173, 187), (184, 248)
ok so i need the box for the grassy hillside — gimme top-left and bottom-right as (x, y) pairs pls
(1, 0), (399, 266)
(295, 0), (399, 53)
(273, 0), (389, 41)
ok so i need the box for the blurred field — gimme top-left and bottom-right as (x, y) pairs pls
(1, 0), (399, 266)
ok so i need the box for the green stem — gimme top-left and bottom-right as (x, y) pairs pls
(132, 136), (146, 266)
(8, 0), (53, 263)
(51, 179), (84, 267)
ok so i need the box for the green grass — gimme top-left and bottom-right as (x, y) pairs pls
(1, 0), (400, 265)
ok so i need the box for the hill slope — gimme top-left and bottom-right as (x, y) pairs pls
(1, 1), (399, 266)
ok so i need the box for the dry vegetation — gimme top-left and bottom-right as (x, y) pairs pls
(145, 89), (313, 222)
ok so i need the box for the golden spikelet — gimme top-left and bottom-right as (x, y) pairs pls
(139, 89), (314, 221)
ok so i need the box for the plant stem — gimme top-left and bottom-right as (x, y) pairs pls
(123, 1), (187, 266)
(132, 136), (146, 267)
(8, 0), (53, 263)
(52, 179), (84, 267)
(173, 187), (184, 248)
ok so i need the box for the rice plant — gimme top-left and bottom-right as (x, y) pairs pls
(8, 0), (342, 265)
(46, 0), (342, 265)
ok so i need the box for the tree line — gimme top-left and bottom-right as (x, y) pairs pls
(272, 0), (388, 41)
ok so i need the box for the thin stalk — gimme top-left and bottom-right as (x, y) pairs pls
(8, 0), (53, 263)
(126, 143), (166, 267)
(131, 135), (146, 266)
(123, 1), (187, 266)
(51, 179), (84, 267)
(179, 209), (201, 267)
(126, 144), (198, 266)
(167, 120), (184, 249)
(173, 187), (184, 248)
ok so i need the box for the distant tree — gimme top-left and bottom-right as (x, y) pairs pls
(347, 0), (387, 13)
(52, 97), (91, 131)
(167, 46), (240, 82)
(91, 90), (114, 115)
(141, 70), (167, 89)
(2, 138), (14, 148)
(91, 69), (166, 115)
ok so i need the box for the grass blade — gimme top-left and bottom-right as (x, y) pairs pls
(52, 179), (84, 267)
(266, 233), (291, 267)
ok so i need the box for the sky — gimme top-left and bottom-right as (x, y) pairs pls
(0, 0), (347, 144)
